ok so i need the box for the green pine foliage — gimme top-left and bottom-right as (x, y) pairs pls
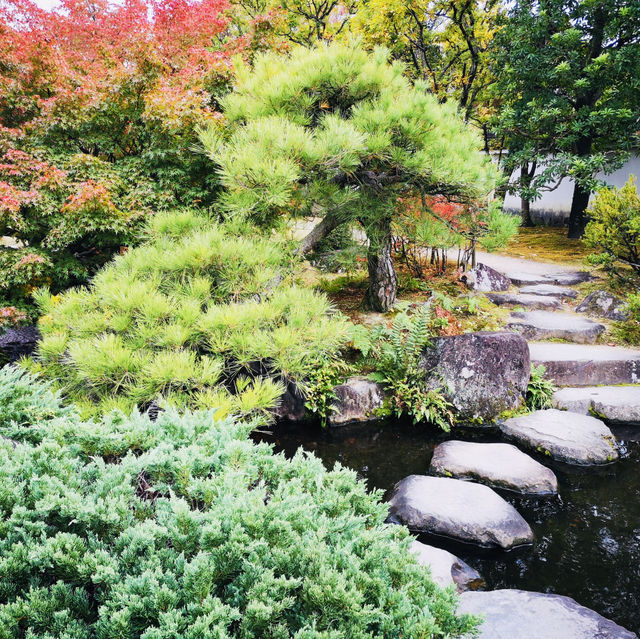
(0, 367), (478, 638)
(30, 210), (351, 418)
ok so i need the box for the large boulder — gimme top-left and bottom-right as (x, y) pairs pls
(0, 325), (40, 364)
(500, 408), (619, 465)
(459, 589), (637, 639)
(430, 440), (558, 495)
(576, 290), (627, 321)
(410, 540), (483, 592)
(387, 475), (534, 549)
(328, 376), (384, 427)
(420, 332), (530, 422)
(460, 263), (511, 292)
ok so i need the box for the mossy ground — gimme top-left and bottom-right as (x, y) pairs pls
(497, 226), (590, 265)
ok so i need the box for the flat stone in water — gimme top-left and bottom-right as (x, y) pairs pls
(430, 440), (558, 494)
(387, 475), (534, 549)
(520, 283), (578, 298)
(553, 386), (640, 425)
(459, 589), (637, 639)
(486, 292), (562, 310)
(500, 408), (619, 465)
(508, 310), (605, 344)
(410, 540), (483, 592)
(529, 342), (640, 386)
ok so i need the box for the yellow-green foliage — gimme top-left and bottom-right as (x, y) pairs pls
(201, 40), (498, 228)
(584, 176), (640, 285)
(32, 210), (350, 418)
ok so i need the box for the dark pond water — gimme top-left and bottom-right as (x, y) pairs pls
(255, 420), (640, 634)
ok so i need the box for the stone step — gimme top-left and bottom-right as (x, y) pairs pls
(519, 284), (578, 299)
(410, 540), (483, 592)
(430, 440), (558, 495)
(529, 342), (640, 386)
(500, 408), (619, 465)
(508, 310), (605, 344)
(388, 475), (534, 550)
(553, 386), (640, 425)
(459, 589), (637, 639)
(505, 271), (592, 287)
(487, 292), (562, 310)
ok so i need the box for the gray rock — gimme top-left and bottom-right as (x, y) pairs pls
(576, 290), (628, 321)
(0, 325), (40, 363)
(529, 342), (640, 386)
(420, 332), (530, 422)
(272, 381), (307, 422)
(520, 284), (578, 298)
(328, 376), (384, 426)
(430, 440), (558, 494)
(410, 540), (483, 592)
(461, 263), (511, 292)
(546, 271), (593, 286)
(508, 310), (605, 344)
(459, 589), (637, 639)
(388, 475), (534, 549)
(486, 292), (562, 310)
(553, 386), (640, 425)
(500, 408), (619, 465)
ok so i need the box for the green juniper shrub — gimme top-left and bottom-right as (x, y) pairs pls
(526, 364), (555, 411)
(0, 367), (478, 638)
(29, 210), (351, 419)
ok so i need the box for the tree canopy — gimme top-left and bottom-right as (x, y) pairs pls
(202, 40), (497, 310)
(491, 0), (640, 237)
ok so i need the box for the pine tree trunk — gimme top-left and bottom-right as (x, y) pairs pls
(365, 217), (397, 312)
(567, 182), (591, 239)
(297, 214), (341, 255)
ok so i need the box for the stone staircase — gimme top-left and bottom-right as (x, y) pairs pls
(390, 255), (640, 637)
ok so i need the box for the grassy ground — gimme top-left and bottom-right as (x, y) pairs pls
(497, 226), (590, 265)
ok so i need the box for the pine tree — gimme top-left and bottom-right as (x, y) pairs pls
(201, 41), (497, 311)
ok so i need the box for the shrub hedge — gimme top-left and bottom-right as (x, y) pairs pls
(0, 366), (477, 638)
(30, 210), (350, 418)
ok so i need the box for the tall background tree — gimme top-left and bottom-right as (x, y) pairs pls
(201, 41), (497, 311)
(491, 0), (640, 238)
(351, 0), (503, 152)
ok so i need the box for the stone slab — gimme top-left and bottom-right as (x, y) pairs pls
(520, 284), (578, 299)
(388, 475), (534, 549)
(553, 386), (640, 425)
(507, 310), (605, 344)
(410, 540), (483, 591)
(486, 293), (562, 310)
(459, 589), (637, 639)
(529, 342), (640, 386)
(430, 440), (558, 494)
(500, 408), (619, 465)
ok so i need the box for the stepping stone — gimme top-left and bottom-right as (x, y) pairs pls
(500, 409), (619, 465)
(553, 386), (640, 425)
(410, 540), (483, 592)
(502, 271), (592, 287)
(486, 292), (562, 310)
(576, 290), (627, 321)
(507, 310), (605, 344)
(520, 283), (578, 299)
(388, 475), (534, 549)
(529, 342), (640, 386)
(503, 271), (552, 286)
(430, 440), (558, 494)
(459, 589), (637, 639)
(545, 271), (593, 286)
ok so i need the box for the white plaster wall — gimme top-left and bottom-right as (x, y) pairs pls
(503, 155), (640, 225)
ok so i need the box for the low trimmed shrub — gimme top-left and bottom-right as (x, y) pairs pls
(30, 210), (351, 418)
(0, 367), (477, 638)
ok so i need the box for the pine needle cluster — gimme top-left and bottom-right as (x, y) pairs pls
(29, 210), (350, 418)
